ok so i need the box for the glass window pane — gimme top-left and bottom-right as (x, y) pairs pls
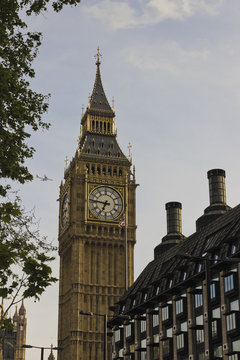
(141, 320), (146, 333)
(166, 327), (172, 338)
(230, 299), (239, 311)
(212, 307), (220, 319)
(195, 294), (203, 308)
(176, 299), (183, 315)
(224, 274), (235, 292)
(153, 314), (159, 327)
(196, 329), (204, 343)
(180, 321), (188, 332)
(162, 306), (169, 321)
(232, 339), (240, 352)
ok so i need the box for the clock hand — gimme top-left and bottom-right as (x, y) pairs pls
(102, 200), (109, 211)
(89, 199), (110, 206)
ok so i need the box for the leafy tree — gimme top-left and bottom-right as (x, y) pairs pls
(0, 0), (80, 201)
(0, 194), (58, 328)
(0, 0), (80, 329)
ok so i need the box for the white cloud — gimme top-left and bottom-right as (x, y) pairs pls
(123, 42), (209, 74)
(82, 0), (225, 30)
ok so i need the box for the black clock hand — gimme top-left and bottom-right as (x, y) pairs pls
(102, 200), (109, 211)
(89, 199), (110, 206)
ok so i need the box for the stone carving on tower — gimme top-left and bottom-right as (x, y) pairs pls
(57, 49), (137, 360)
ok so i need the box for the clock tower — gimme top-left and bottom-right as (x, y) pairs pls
(57, 51), (137, 360)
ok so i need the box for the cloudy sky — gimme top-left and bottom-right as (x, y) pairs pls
(14, 0), (240, 358)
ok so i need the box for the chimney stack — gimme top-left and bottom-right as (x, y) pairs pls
(196, 169), (231, 231)
(165, 201), (182, 238)
(154, 202), (185, 259)
(208, 169), (226, 206)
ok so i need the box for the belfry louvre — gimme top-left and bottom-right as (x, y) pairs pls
(110, 169), (240, 360)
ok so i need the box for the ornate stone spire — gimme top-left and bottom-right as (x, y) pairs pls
(19, 300), (26, 316)
(13, 306), (18, 322)
(87, 47), (114, 115)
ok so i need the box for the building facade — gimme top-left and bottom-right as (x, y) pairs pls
(57, 52), (137, 360)
(0, 302), (27, 360)
(110, 169), (240, 360)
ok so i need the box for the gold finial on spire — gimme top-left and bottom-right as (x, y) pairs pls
(128, 142), (132, 162)
(64, 156), (69, 169)
(112, 96), (115, 109)
(94, 46), (102, 66)
(88, 93), (91, 108)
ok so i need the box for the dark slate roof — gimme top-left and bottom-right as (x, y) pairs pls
(79, 133), (130, 165)
(112, 204), (240, 317)
(88, 63), (114, 116)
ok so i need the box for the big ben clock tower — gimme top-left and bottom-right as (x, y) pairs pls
(57, 49), (137, 360)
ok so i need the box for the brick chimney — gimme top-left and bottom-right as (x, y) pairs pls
(196, 169), (231, 231)
(154, 202), (185, 259)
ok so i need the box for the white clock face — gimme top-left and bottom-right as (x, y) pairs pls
(61, 193), (69, 227)
(89, 186), (123, 221)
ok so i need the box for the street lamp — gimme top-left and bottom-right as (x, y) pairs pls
(80, 310), (108, 360)
(79, 310), (130, 360)
(178, 252), (240, 360)
(22, 344), (62, 360)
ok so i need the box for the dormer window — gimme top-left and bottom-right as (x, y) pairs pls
(213, 254), (219, 264)
(131, 298), (136, 308)
(182, 271), (187, 281)
(231, 244), (237, 255)
(143, 292), (148, 301)
(120, 305), (125, 314)
(155, 285), (160, 295)
(197, 263), (202, 273)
